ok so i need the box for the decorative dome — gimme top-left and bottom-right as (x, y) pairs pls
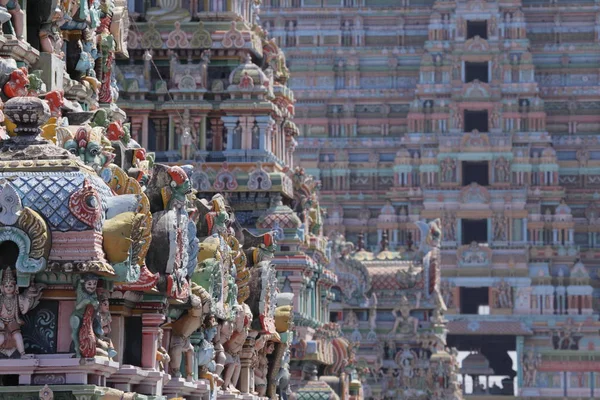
(256, 194), (302, 230)
(460, 352), (495, 376)
(229, 53), (269, 89)
(572, 260), (589, 279)
(555, 199), (571, 215)
(541, 146), (556, 157)
(378, 201), (397, 223)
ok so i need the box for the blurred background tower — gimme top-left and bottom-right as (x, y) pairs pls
(259, 0), (600, 399)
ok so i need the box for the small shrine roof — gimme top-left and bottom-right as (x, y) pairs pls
(295, 380), (340, 400)
(367, 263), (425, 292)
(460, 352), (495, 376)
(447, 320), (532, 336)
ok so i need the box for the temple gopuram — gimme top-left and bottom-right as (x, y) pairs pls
(116, 1), (355, 400)
(261, 0), (600, 399)
(0, 1), (331, 400)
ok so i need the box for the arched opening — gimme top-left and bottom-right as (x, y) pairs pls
(0, 241), (20, 269)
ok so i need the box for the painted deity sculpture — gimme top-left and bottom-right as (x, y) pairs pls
(156, 328), (170, 372)
(389, 294), (420, 335)
(96, 292), (117, 358)
(223, 303), (253, 391)
(0, 268), (44, 358)
(255, 339), (276, 396)
(168, 284), (212, 380)
(70, 274), (105, 358)
(0, 0), (24, 39)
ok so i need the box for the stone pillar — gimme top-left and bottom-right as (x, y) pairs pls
(168, 114), (175, 151)
(516, 335), (524, 388)
(198, 116), (206, 151)
(254, 115), (271, 151)
(142, 114), (149, 149)
(239, 332), (258, 394)
(522, 218), (527, 242)
(111, 313), (126, 365)
(568, 229), (574, 244)
(141, 313), (166, 370)
(222, 116), (239, 150)
(553, 229), (558, 244)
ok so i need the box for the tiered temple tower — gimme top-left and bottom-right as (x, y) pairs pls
(263, 0), (600, 398)
(118, 1), (352, 398)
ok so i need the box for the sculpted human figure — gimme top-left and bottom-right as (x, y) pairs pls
(495, 157), (510, 183)
(254, 340), (276, 396)
(0, 0), (24, 39)
(442, 158), (456, 182)
(440, 281), (454, 308)
(156, 328), (170, 372)
(222, 304), (252, 391)
(495, 280), (512, 308)
(96, 292), (117, 358)
(169, 285), (211, 380)
(396, 345), (415, 388)
(389, 294), (420, 335)
(0, 268), (44, 358)
(491, 109), (501, 129)
(70, 274), (102, 358)
(345, 309), (359, 330)
(522, 350), (541, 387)
(443, 213), (456, 241)
(493, 214), (508, 241)
(213, 319), (234, 379)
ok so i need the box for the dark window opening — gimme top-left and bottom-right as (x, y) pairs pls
(0, 241), (20, 269)
(0, 375), (19, 386)
(460, 287), (489, 314)
(464, 110), (489, 132)
(462, 161), (489, 186)
(462, 219), (488, 245)
(465, 62), (489, 83)
(123, 317), (143, 366)
(467, 20), (487, 40)
(329, 311), (341, 323)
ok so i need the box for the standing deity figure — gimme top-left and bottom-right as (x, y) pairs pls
(156, 328), (170, 372)
(223, 304), (252, 391)
(443, 213), (456, 241)
(96, 293), (117, 358)
(396, 345), (416, 388)
(169, 286), (212, 380)
(70, 274), (102, 358)
(491, 109), (501, 129)
(180, 109), (195, 161)
(495, 280), (513, 308)
(440, 281), (454, 308)
(451, 105), (462, 130)
(0, 268), (44, 358)
(493, 214), (508, 241)
(522, 351), (541, 387)
(254, 339), (276, 396)
(441, 158), (456, 183)
(213, 319), (234, 379)
(494, 157), (510, 183)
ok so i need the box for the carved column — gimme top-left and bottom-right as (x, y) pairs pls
(222, 115), (239, 150)
(141, 313), (166, 369)
(141, 114), (149, 149)
(239, 332), (258, 394)
(254, 115), (272, 152)
(516, 335), (524, 388)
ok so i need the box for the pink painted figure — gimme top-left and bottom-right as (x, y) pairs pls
(0, 268), (44, 358)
